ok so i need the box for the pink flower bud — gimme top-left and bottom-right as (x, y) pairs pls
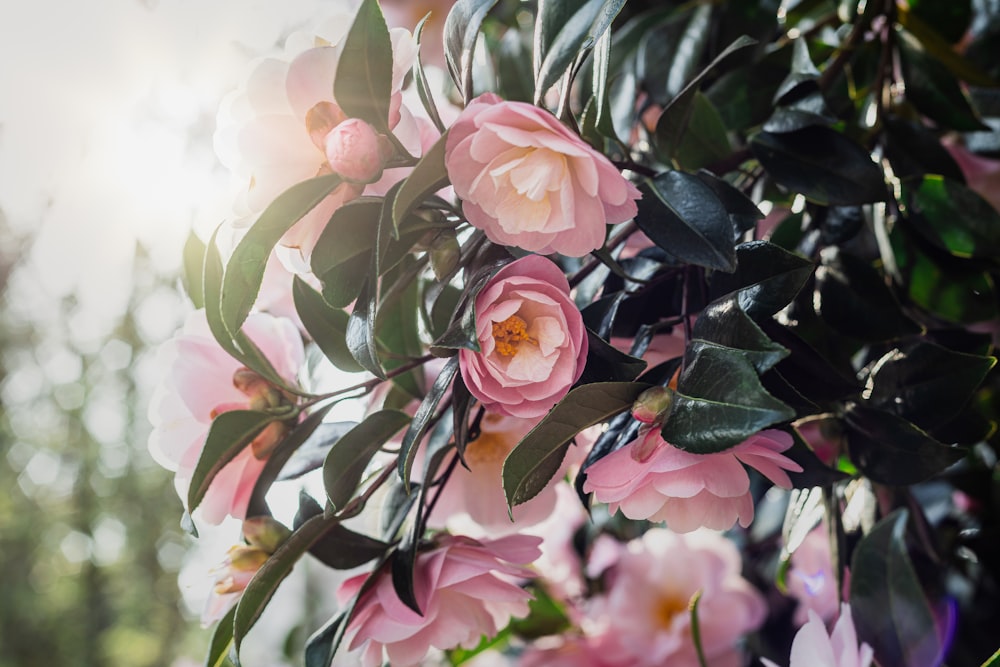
(242, 516), (292, 553)
(631, 386), (674, 424)
(325, 118), (391, 183)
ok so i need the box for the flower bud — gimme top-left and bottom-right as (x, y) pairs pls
(429, 231), (461, 280)
(631, 386), (674, 425)
(212, 545), (269, 594)
(324, 118), (391, 183)
(242, 516), (292, 553)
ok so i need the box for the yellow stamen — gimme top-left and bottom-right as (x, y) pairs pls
(654, 594), (687, 629)
(492, 315), (532, 356)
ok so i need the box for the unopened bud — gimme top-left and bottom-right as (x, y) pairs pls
(325, 118), (392, 183)
(631, 386), (674, 425)
(250, 420), (290, 459)
(242, 516), (292, 553)
(429, 231), (461, 280)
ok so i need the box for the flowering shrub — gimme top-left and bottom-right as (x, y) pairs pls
(150, 0), (1000, 665)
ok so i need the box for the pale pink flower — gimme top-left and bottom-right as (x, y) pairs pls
(762, 603), (874, 667)
(147, 310), (304, 525)
(445, 94), (641, 256)
(459, 255), (588, 418)
(519, 635), (621, 667)
(338, 534), (541, 667)
(590, 528), (766, 667)
(324, 118), (392, 183)
(214, 14), (425, 272)
(583, 429), (802, 533)
(787, 525), (840, 626)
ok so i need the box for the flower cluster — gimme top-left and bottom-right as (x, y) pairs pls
(147, 0), (999, 665)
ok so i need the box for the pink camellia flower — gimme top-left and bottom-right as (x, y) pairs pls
(590, 528), (766, 667)
(787, 524), (840, 626)
(147, 310), (304, 524)
(338, 534), (541, 667)
(214, 13), (425, 272)
(445, 94), (641, 257)
(763, 603), (874, 667)
(583, 429), (802, 533)
(459, 255), (588, 418)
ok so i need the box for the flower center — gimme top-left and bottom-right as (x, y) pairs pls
(653, 593), (688, 630)
(464, 431), (510, 467)
(492, 315), (532, 357)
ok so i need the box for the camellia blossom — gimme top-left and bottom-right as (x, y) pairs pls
(590, 528), (766, 667)
(762, 603), (874, 667)
(445, 93), (641, 256)
(459, 255), (588, 418)
(787, 524), (840, 626)
(338, 534), (541, 667)
(583, 429), (802, 533)
(147, 310), (304, 525)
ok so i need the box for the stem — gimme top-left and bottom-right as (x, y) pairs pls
(301, 354), (436, 408)
(568, 221), (640, 288)
(688, 590), (710, 667)
(817, 6), (876, 92)
(335, 460), (399, 520)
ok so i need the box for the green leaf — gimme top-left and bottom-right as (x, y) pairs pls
(233, 514), (335, 652)
(710, 240), (814, 318)
(635, 171), (737, 271)
(577, 330), (648, 385)
(311, 199), (381, 278)
(398, 356), (459, 490)
(392, 131), (450, 232)
(844, 404), (965, 485)
(850, 510), (950, 667)
(204, 228), (245, 362)
(533, 0), (627, 105)
(814, 248), (922, 341)
(443, 0), (501, 103)
(322, 410), (411, 512)
(304, 612), (347, 667)
(308, 524), (389, 570)
(188, 411), (275, 514)
(376, 266), (425, 399)
(183, 231), (206, 309)
(883, 117), (967, 183)
(222, 174), (343, 335)
(670, 93), (732, 170)
(981, 648), (1000, 667)
(867, 341), (996, 431)
(751, 127), (886, 205)
(905, 175), (1000, 262)
(293, 277), (364, 373)
(345, 279), (383, 378)
(660, 345), (795, 453)
(897, 28), (989, 132)
(897, 4), (995, 85)
(335, 0), (394, 131)
(204, 604), (236, 667)
(503, 382), (652, 508)
(689, 295), (789, 372)
(413, 15), (447, 133)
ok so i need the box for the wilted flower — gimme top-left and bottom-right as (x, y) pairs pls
(459, 255), (588, 418)
(445, 93), (641, 256)
(762, 603), (873, 667)
(339, 534), (541, 667)
(147, 310), (304, 524)
(583, 429), (802, 533)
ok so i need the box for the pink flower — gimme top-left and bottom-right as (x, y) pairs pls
(763, 603), (873, 667)
(445, 94), (641, 256)
(147, 310), (304, 524)
(214, 14), (426, 272)
(583, 429), (802, 533)
(589, 529), (766, 667)
(338, 534), (541, 667)
(787, 524), (840, 626)
(459, 255), (588, 418)
(324, 118), (392, 183)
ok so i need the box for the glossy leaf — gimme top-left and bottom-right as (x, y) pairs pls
(710, 241), (814, 318)
(660, 345), (795, 453)
(275, 419), (356, 482)
(308, 524), (389, 570)
(204, 604), (236, 667)
(392, 131), (450, 232)
(188, 410), (275, 514)
(311, 199), (381, 277)
(304, 612), (347, 667)
(577, 330), (647, 385)
(345, 279), (383, 378)
(751, 126), (886, 205)
(844, 404), (965, 485)
(635, 171), (737, 271)
(293, 277), (363, 373)
(689, 295), (789, 372)
(850, 510), (950, 667)
(867, 341), (996, 431)
(323, 409), (411, 512)
(694, 171), (762, 235)
(503, 382), (652, 508)
(905, 175), (1000, 262)
(222, 174), (342, 335)
(413, 15), (447, 133)
(398, 356), (458, 490)
(335, 0), (394, 130)
(443, 0), (501, 102)
(884, 117), (966, 182)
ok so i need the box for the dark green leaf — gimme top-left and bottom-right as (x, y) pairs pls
(392, 131), (450, 232)
(430, 259), (507, 355)
(391, 531), (422, 615)
(321, 253), (370, 308)
(276, 419), (356, 482)
(670, 93), (732, 170)
(183, 231), (206, 309)
(981, 648), (1000, 667)
(635, 171), (737, 271)
(304, 612), (346, 667)
(335, 0), (394, 130)
(222, 175), (342, 335)
(398, 356), (459, 490)
(311, 199), (381, 277)
(751, 127), (886, 205)
(204, 605), (236, 667)
(689, 295), (789, 372)
(503, 382), (652, 508)
(905, 175), (1000, 262)
(694, 171), (762, 235)
(868, 341), (996, 431)
(850, 510), (950, 667)
(443, 0), (501, 103)
(346, 279), (384, 378)
(323, 410), (411, 512)
(815, 248), (922, 341)
(293, 277), (364, 373)
(844, 404), (965, 485)
(884, 117), (966, 182)
(413, 15), (447, 133)
(188, 411), (275, 514)
(234, 514), (335, 652)
(577, 330), (647, 385)
(897, 28), (989, 132)
(308, 524), (389, 570)
(773, 37), (820, 104)
(660, 345), (795, 453)
(898, 5), (996, 85)
(381, 478), (420, 542)
(376, 265), (425, 399)
(711, 240), (814, 318)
